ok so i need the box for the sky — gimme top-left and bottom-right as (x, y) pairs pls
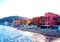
(0, 0), (60, 18)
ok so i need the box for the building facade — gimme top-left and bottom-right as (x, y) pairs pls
(57, 16), (60, 25)
(45, 12), (58, 26)
(32, 16), (45, 25)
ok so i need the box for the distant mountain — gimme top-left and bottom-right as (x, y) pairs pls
(0, 16), (29, 22)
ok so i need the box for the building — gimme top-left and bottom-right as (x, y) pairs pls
(21, 20), (26, 24)
(31, 16), (45, 25)
(14, 20), (21, 27)
(57, 16), (60, 25)
(26, 19), (32, 25)
(45, 12), (59, 26)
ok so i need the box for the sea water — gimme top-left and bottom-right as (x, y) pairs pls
(0, 25), (32, 42)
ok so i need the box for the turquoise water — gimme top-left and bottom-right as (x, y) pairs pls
(0, 25), (32, 42)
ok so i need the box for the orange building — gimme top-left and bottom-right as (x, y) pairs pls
(21, 20), (26, 24)
(14, 20), (21, 25)
(26, 19), (32, 25)
(31, 16), (45, 25)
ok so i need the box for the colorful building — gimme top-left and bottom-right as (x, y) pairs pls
(57, 16), (60, 25)
(31, 16), (45, 25)
(14, 20), (21, 27)
(21, 20), (26, 24)
(26, 19), (32, 25)
(45, 12), (59, 26)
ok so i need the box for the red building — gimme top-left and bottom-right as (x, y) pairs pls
(32, 16), (45, 25)
(45, 12), (59, 26)
(57, 16), (60, 25)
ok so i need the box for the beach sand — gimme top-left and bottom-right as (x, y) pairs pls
(18, 28), (60, 42)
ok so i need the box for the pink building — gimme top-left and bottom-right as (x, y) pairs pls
(45, 12), (59, 26)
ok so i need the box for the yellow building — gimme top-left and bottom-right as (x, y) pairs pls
(15, 20), (21, 25)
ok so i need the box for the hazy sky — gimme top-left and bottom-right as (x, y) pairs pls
(0, 0), (60, 18)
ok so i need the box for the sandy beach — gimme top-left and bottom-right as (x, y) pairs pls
(17, 28), (60, 42)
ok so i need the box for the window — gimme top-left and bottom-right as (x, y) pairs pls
(48, 16), (50, 18)
(45, 16), (50, 21)
(48, 16), (50, 20)
(58, 18), (60, 20)
(53, 17), (57, 20)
